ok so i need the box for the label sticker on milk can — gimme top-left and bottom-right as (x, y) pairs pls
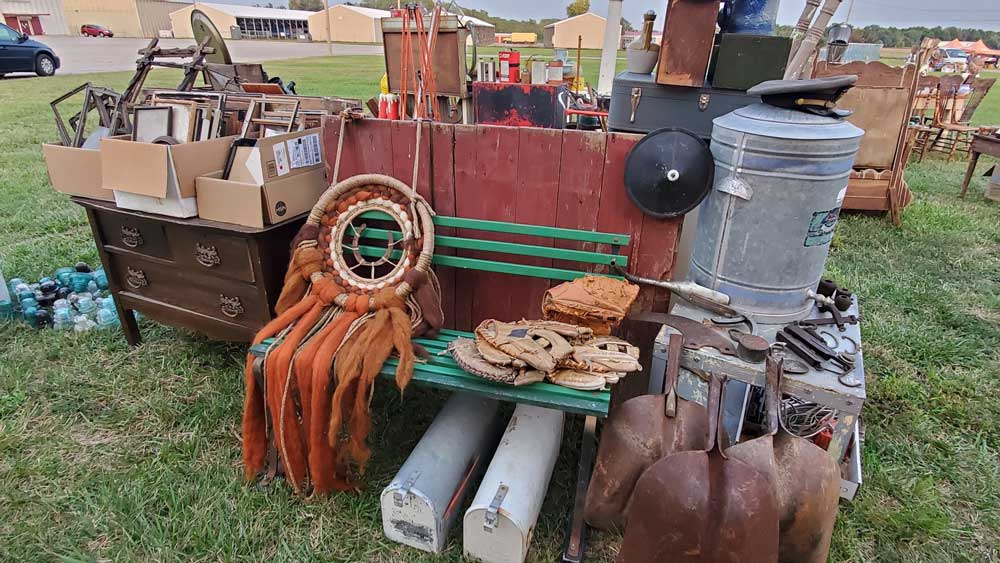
(804, 208), (841, 247)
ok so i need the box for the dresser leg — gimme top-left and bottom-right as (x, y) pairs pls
(119, 305), (142, 346)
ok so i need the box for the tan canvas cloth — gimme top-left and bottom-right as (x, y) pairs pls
(542, 275), (640, 335)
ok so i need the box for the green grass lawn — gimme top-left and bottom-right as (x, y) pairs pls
(1, 56), (999, 562)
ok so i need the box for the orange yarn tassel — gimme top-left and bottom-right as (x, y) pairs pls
(308, 311), (359, 494)
(243, 295), (318, 481)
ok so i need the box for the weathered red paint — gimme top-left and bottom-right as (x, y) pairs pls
(321, 117), (684, 340)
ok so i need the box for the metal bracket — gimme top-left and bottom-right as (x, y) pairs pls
(393, 470), (421, 507)
(698, 92), (711, 111)
(629, 88), (642, 123)
(484, 484), (509, 532)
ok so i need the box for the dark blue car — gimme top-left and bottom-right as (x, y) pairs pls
(0, 23), (60, 77)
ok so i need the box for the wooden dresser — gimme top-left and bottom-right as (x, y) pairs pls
(73, 197), (303, 345)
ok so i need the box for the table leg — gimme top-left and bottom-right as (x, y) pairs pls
(562, 415), (597, 563)
(960, 151), (981, 198)
(118, 303), (141, 346)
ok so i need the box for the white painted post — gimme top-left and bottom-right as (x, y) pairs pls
(598, 0), (624, 95)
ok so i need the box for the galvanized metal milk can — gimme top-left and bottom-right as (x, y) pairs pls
(689, 77), (864, 324)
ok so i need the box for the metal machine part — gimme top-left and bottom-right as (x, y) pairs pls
(624, 127), (715, 218)
(191, 9), (233, 65)
(689, 79), (863, 325)
(631, 312), (737, 356)
(730, 330), (770, 363)
(380, 394), (505, 554)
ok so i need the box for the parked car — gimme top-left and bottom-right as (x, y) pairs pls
(931, 48), (968, 72)
(81, 24), (113, 38)
(0, 23), (60, 77)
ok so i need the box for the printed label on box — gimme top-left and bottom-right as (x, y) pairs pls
(273, 142), (290, 177)
(288, 133), (322, 169)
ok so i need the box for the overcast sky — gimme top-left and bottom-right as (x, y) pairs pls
(453, 0), (1000, 32)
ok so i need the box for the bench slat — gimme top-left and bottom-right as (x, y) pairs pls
(355, 227), (628, 267)
(357, 245), (622, 282)
(249, 334), (611, 417)
(359, 210), (630, 246)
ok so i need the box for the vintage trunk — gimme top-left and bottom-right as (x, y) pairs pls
(609, 72), (760, 138)
(463, 404), (564, 563)
(381, 393), (506, 554)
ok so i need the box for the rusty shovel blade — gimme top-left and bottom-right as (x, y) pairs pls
(726, 349), (841, 563)
(585, 335), (708, 531)
(618, 374), (780, 563)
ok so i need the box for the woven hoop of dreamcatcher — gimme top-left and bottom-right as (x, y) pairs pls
(242, 170), (438, 497)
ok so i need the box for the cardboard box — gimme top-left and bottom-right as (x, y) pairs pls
(195, 129), (327, 228)
(100, 135), (236, 218)
(41, 142), (115, 201)
(197, 168), (327, 228)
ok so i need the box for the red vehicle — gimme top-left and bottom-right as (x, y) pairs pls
(80, 24), (113, 37)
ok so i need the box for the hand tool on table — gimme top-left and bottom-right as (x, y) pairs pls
(584, 334), (708, 531)
(630, 312), (737, 357)
(619, 372), (780, 563)
(725, 346), (841, 563)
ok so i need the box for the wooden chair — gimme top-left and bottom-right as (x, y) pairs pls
(927, 76), (980, 162)
(958, 77), (997, 124)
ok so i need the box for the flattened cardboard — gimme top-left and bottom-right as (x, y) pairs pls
(42, 143), (114, 201)
(196, 167), (327, 228)
(100, 135), (236, 198)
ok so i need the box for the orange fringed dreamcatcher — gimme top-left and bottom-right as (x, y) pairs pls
(242, 171), (442, 496)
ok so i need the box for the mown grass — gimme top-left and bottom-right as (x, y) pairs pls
(1, 56), (999, 562)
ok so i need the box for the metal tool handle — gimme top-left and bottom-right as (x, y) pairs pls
(615, 268), (732, 309)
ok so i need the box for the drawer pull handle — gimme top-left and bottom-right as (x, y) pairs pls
(220, 295), (244, 318)
(195, 243), (221, 268)
(121, 226), (144, 249)
(126, 267), (148, 289)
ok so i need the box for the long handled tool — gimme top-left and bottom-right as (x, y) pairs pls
(726, 346), (841, 563)
(618, 372), (779, 562)
(584, 334), (708, 530)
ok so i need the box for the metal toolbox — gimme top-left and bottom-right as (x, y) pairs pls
(709, 34), (792, 91)
(380, 393), (505, 554)
(608, 72), (760, 138)
(463, 404), (564, 563)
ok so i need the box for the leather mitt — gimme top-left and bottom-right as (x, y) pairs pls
(542, 275), (640, 335)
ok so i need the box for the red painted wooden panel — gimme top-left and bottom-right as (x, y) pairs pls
(555, 130), (607, 271)
(465, 125), (522, 325)
(596, 132), (645, 275)
(429, 123), (458, 329)
(389, 120), (433, 201)
(513, 127), (563, 315)
(450, 124), (479, 331)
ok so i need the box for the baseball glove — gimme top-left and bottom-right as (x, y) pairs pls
(542, 275), (640, 335)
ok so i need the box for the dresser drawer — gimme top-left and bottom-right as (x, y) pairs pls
(168, 227), (256, 283)
(107, 254), (269, 327)
(97, 211), (172, 260)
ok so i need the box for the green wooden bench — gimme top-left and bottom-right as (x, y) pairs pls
(249, 212), (630, 418)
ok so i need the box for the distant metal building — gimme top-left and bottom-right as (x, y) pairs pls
(543, 12), (611, 50)
(307, 4), (388, 44)
(170, 2), (311, 40)
(1, 0), (69, 35)
(63, 0), (186, 38)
